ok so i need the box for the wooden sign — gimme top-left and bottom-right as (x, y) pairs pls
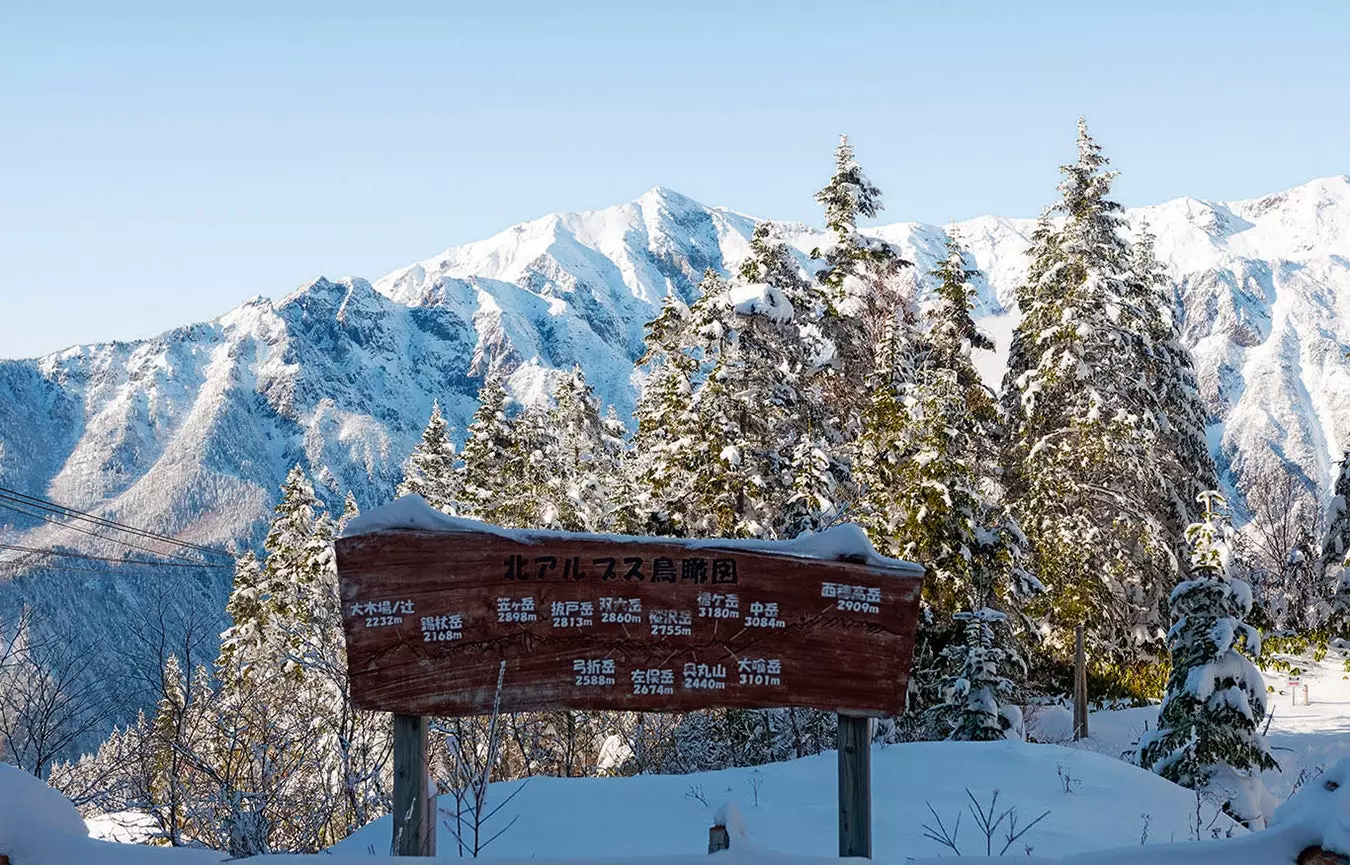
(336, 522), (924, 718)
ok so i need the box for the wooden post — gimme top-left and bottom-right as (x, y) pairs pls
(708, 823), (730, 854)
(837, 713), (871, 858)
(1073, 625), (1089, 741)
(393, 713), (433, 856)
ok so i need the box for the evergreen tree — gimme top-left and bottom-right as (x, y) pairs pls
(855, 232), (1039, 716)
(810, 134), (911, 429)
(338, 491), (360, 535)
(928, 236), (995, 406)
(259, 465), (335, 674)
(219, 551), (266, 681)
(1322, 451), (1350, 625)
(631, 292), (700, 534)
(636, 229), (850, 540)
(541, 367), (622, 533)
(1001, 119), (1192, 659)
(1137, 491), (1277, 827)
(1125, 224), (1219, 568)
(459, 378), (517, 524)
(397, 400), (460, 513)
(811, 133), (890, 300)
(936, 609), (1019, 741)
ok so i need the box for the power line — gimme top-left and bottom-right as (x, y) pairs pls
(0, 498), (216, 566)
(0, 486), (233, 559)
(0, 543), (232, 570)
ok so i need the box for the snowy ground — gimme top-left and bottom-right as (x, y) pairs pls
(1060, 645), (1350, 803)
(333, 742), (1238, 860)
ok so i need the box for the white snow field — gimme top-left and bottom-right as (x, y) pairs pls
(1067, 643), (1350, 804)
(8, 735), (1350, 863)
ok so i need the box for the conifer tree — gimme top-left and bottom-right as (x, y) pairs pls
(219, 551), (266, 681)
(398, 400), (460, 513)
(810, 134), (911, 427)
(1321, 451), (1350, 624)
(936, 609), (1019, 741)
(259, 465), (335, 673)
(811, 133), (889, 299)
(928, 237), (995, 404)
(459, 378), (516, 524)
(1125, 224), (1219, 564)
(1001, 119), (1189, 658)
(1137, 491), (1277, 827)
(855, 231), (1038, 719)
(631, 292), (700, 534)
(338, 491), (360, 535)
(541, 367), (621, 533)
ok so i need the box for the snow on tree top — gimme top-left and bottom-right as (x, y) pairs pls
(726, 282), (795, 322)
(341, 494), (924, 574)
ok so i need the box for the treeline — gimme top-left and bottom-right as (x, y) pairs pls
(21, 122), (1350, 850)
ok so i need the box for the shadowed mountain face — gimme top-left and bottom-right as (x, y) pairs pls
(3, 177), (1350, 703)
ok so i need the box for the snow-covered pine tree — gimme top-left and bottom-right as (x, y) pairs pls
(1137, 491), (1277, 827)
(458, 378), (517, 524)
(631, 291), (700, 534)
(1001, 119), (1177, 660)
(258, 465), (336, 675)
(338, 491), (360, 535)
(855, 230), (1038, 722)
(1124, 223), (1219, 569)
(811, 133), (889, 300)
(936, 608), (1020, 741)
(810, 134), (911, 433)
(218, 550), (267, 682)
(397, 400), (460, 513)
(635, 230), (840, 540)
(811, 139), (1032, 724)
(540, 367), (621, 533)
(1322, 451), (1350, 625)
(927, 236), (995, 405)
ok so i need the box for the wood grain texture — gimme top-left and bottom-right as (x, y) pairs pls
(392, 714), (432, 856)
(836, 714), (872, 858)
(337, 529), (924, 717)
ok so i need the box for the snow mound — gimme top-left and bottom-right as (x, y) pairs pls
(333, 740), (1244, 861)
(1276, 757), (1350, 856)
(341, 495), (923, 573)
(1027, 705), (1076, 743)
(0, 763), (87, 843)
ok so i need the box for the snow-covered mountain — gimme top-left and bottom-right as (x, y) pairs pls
(3, 176), (1349, 675)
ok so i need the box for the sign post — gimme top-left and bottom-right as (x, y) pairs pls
(336, 502), (925, 858)
(391, 714), (433, 856)
(837, 713), (871, 858)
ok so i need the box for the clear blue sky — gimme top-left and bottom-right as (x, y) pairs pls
(3, 1), (1347, 359)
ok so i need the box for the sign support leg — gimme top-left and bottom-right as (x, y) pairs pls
(837, 713), (871, 858)
(1073, 625), (1089, 740)
(393, 713), (433, 856)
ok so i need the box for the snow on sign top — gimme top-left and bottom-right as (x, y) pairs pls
(336, 496), (925, 717)
(341, 494), (925, 574)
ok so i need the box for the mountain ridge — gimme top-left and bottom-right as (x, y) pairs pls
(3, 173), (1349, 577)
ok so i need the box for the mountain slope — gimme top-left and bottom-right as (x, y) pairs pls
(3, 176), (1349, 696)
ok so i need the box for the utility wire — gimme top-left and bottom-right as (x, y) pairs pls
(0, 498), (216, 566)
(0, 486), (233, 559)
(0, 543), (232, 570)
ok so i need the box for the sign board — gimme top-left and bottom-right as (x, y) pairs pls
(336, 522), (925, 718)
